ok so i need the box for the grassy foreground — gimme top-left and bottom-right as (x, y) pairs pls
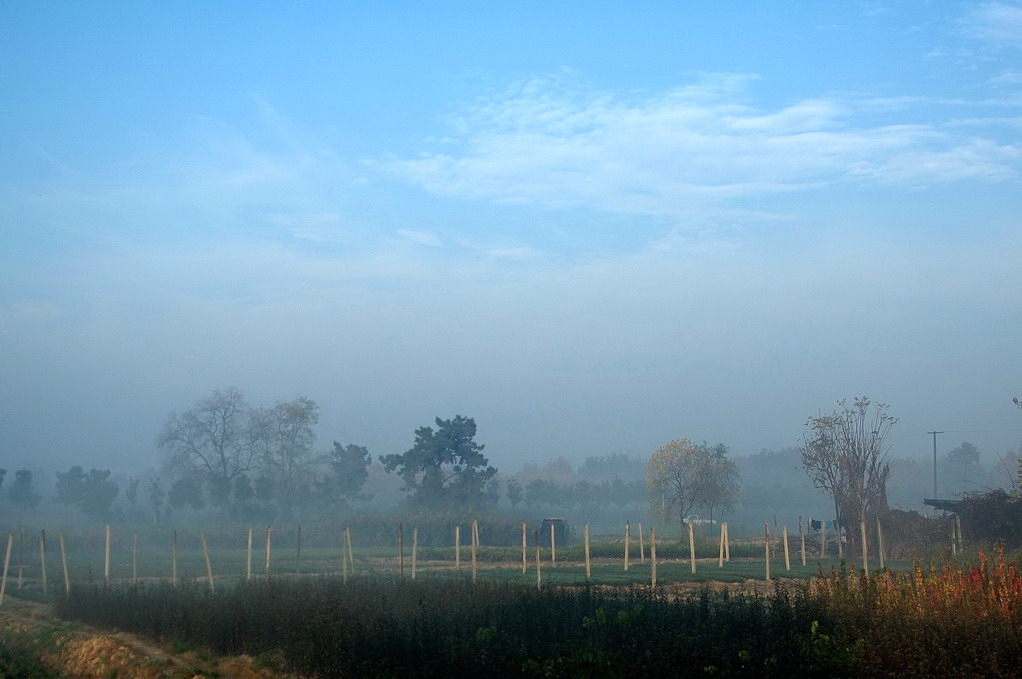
(53, 549), (1022, 678)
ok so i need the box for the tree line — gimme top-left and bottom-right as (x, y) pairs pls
(10, 390), (1020, 536)
(153, 389), (511, 521)
(154, 389), (652, 523)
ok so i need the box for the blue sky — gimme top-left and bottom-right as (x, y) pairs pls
(2, 1), (1021, 477)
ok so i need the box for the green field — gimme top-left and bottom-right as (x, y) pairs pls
(7, 539), (910, 591)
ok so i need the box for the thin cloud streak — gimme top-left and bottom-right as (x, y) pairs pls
(964, 2), (1022, 47)
(387, 76), (1021, 221)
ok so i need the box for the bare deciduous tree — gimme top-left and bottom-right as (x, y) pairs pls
(800, 397), (897, 541)
(157, 387), (260, 505)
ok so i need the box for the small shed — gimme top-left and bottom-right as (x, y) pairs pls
(923, 498), (962, 513)
(540, 518), (568, 547)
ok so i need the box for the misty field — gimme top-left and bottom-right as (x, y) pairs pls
(6, 521), (1021, 677)
(1, 521), (900, 590)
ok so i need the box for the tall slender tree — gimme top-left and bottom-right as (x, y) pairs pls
(255, 395), (320, 516)
(55, 465), (87, 521)
(800, 397), (897, 541)
(8, 470), (41, 520)
(144, 477), (165, 525)
(694, 442), (741, 523)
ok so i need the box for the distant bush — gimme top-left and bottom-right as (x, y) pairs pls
(881, 509), (951, 559)
(956, 490), (1022, 548)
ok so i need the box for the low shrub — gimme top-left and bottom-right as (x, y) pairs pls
(57, 576), (838, 677)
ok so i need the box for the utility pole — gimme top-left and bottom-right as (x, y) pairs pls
(928, 430), (943, 501)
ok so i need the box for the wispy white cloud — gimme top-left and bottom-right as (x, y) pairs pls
(1, 112), (369, 250)
(386, 75), (1020, 221)
(964, 2), (1022, 47)
(862, 2), (894, 18)
(849, 136), (1021, 182)
(269, 213), (349, 243)
(396, 229), (443, 246)
(480, 246), (543, 260)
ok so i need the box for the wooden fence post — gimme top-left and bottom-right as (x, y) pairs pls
(520, 522), (526, 574)
(0, 534), (12, 606)
(877, 518), (885, 571)
(764, 522), (771, 581)
(39, 530), (48, 595)
(172, 529), (178, 587)
(59, 531), (70, 594)
(412, 528), (418, 580)
(104, 524), (111, 586)
(342, 528), (349, 583)
(247, 527), (253, 581)
(650, 527), (657, 588)
(624, 521), (630, 571)
(399, 523), (405, 579)
(688, 521), (696, 574)
(783, 526), (791, 571)
(535, 530), (541, 589)
(200, 529), (215, 593)
(638, 522), (645, 563)
(265, 526), (272, 576)
(584, 524), (591, 578)
(550, 523), (556, 566)
(346, 527), (355, 573)
(718, 522), (725, 568)
(724, 522), (730, 562)
(456, 525), (462, 570)
(799, 517), (806, 566)
(471, 520), (478, 584)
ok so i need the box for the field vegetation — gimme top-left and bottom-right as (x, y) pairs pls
(50, 546), (1022, 678)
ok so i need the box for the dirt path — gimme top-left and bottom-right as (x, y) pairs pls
(0, 594), (299, 679)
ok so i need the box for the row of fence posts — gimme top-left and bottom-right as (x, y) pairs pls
(0, 524), (346, 603)
(510, 520), (669, 588)
(605, 514), (900, 583)
(759, 516), (904, 581)
(0, 530), (72, 606)
(0, 513), (948, 604)
(0, 520), (655, 598)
